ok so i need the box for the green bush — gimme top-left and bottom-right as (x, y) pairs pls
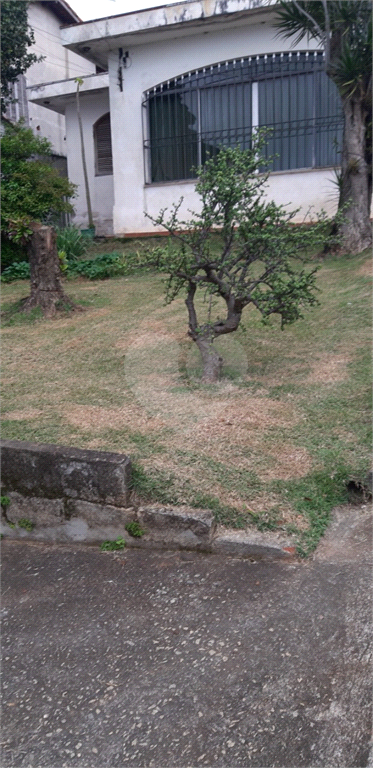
(1, 261), (30, 282)
(67, 252), (128, 280)
(1, 122), (76, 239)
(56, 226), (88, 261)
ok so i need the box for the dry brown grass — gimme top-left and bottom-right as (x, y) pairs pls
(306, 353), (350, 384)
(357, 258), (372, 277)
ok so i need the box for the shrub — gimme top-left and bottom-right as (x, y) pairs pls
(1, 261), (30, 282)
(1, 122), (76, 241)
(67, 252), (127, 280)
(56, 226), (88, 261)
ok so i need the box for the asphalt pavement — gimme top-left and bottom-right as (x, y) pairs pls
(2, 505), (372, 768)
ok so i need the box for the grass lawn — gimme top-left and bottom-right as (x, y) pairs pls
(1, 242), (371, 555)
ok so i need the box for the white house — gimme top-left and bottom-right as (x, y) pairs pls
(28, 0), (344, 236)
(5, 1), (96, 159)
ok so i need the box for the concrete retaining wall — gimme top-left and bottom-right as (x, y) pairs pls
(0, 439), (295, 559)
(0, 440), (215, 552)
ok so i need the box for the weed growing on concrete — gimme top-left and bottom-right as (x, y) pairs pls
(100, 537), (126, 551)
(1, 495), (15, 528)
(125, 521), (145, 538)
(18, 518), (35, 531)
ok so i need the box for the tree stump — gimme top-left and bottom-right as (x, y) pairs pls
(23, 223), (75, 319)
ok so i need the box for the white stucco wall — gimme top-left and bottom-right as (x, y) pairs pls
(65, 91), (114, 235)
(107, 12), (337, 235)
(26, 2), (95, 156)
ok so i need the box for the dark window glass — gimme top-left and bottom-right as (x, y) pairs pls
(94, 113), (113, 176)
(144, 52), (344, 183)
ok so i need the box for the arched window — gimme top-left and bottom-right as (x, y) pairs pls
(143, 51), (343, 183)
(94, 112), (113, 176)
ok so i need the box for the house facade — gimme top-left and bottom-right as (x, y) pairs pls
(5, 1), (95, 158)
(28, 0), (344, 236)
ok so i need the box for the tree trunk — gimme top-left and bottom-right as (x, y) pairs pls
(76, 81), (94, 230)
(23, 223), (72, 318)
(195, 334), (223, 382)
(339, 96), (372, 254)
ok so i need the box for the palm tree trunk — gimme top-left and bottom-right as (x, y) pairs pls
(339, 95), (372, 254)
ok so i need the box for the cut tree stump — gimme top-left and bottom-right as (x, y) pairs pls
(23, 223), (77, 319)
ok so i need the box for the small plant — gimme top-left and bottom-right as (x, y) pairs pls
(56, 226), (88, 261)
(1, 261), (30, 282)
(125, 521), (145, 538)
(18, 518), (35, 531)
(100, 536), (126, 551)
(58, 250), (69, 273)
(1, 495), (10, 509)
(6, 215), (33, 245)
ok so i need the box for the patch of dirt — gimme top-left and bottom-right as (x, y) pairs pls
(306, 353), (350, 384)
(2, 408), (42, 421)
(179, 397), (299, 449)
(64, 403), (167, 433)
(263, 443), (312, 480)
(121, 327), (176, 350)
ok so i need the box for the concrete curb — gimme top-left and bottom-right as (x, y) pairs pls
(0, 503), (297, 560)
(1, 439), (297, 560)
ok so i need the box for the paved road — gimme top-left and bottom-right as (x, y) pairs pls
(2, 506), (372, 768)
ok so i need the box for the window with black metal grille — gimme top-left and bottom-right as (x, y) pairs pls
(143, 51), (344, 183)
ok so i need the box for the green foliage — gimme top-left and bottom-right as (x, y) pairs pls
(1, 261), (30, 282)
(66, 249), (152, 280)
(58, 251), (69, 273)
(1, 1), (41, 113)
(6, 215), (33, 245)
(1, 123), (76, 238)
(1, 495), (10, 508)
(18, 517), (35, 531)
(275, 1), (372, 100)
(1, 251), (143, 283)
(125, 521), (145, 538)
(56, 227), (88, 261)
(100, 537), (126, 551)
(67, 252), (127, 280)
(145, 139), (339, 347)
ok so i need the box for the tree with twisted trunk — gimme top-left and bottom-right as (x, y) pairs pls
(275, 0), (372, 254)
(146, 140), (338, 382)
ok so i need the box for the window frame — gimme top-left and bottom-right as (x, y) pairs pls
(142, 51), (343, 184)
(93, 112), (113, 177)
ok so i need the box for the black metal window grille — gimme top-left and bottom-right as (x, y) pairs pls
(142, 51), (343, 183)
(94, 112), (113, 176)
